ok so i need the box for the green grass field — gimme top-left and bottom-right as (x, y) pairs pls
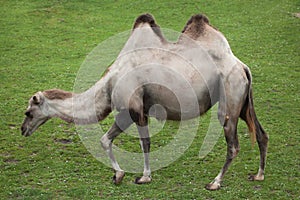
(1, 0), (299, 199)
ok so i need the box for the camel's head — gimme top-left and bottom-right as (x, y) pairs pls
(21, 92), (50, 137)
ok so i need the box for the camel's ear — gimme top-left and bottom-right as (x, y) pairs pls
(32, 92), (44, 105)
(32, 95), (40, 104)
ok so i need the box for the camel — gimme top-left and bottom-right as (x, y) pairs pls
(21, 13), (268, 190)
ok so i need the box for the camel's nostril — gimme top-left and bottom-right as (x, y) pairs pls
(25, 111), (32, 118)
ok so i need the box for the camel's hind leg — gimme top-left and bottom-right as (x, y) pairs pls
(206, 67), (248, 190)
(239, 101), (268, 181)
(248, 119), (268, 181)
(135, 123), (152, 184)
(239, 73), (269, 181)
(128, 110), (152, 184)
(205, 116), (240, 190)
(100, 110), (134, 184)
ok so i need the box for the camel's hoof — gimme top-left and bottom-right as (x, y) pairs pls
(248, 174), (264, 181)
(113, 170), (125, 185)
(205, 182), (221, 191)
(135, 176), (152, 184)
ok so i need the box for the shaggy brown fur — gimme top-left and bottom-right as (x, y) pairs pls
(181, 14), (210, 40)
(43, 89), (73, 100)
(133, 13), (166, 42)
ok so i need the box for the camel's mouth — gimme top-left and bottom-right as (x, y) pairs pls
(21, 124), (34, 137)
(21, 128), (32, 137)
(21, 117), (32, 137)
(21, 117), (50, 137)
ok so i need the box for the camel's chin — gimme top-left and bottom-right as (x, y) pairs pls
(24, 133), (32, 137)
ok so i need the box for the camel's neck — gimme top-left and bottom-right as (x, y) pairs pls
(44, 81), (112, 125)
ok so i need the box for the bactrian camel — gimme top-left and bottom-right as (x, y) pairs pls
(21, 13), (268, 190)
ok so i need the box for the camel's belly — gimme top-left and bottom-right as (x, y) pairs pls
(143, 83), (215, 121)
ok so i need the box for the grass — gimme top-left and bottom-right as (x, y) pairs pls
(1, 0), (299, 199)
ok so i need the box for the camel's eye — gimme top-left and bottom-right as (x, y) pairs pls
(25, 111), (33, 118)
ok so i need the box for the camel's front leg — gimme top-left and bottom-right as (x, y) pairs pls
(100, 122), (125, 184)
(135, 124), (152, 184)
(100, 111), (133, 184)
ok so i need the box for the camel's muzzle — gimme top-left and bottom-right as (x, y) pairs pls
(21, 117), (32, 137)
(21, 116), (50, 137)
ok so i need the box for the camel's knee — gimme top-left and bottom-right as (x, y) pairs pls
(226, 145), (240, 160)
(258, 132), (269, 145)
(225, 140), (240, 161)
(231, 146), (240, 158)
(256, 128), (269, 154)
(100, 134), (111, 150)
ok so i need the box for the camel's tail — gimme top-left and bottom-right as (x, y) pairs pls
(240, 66), (260, 146)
